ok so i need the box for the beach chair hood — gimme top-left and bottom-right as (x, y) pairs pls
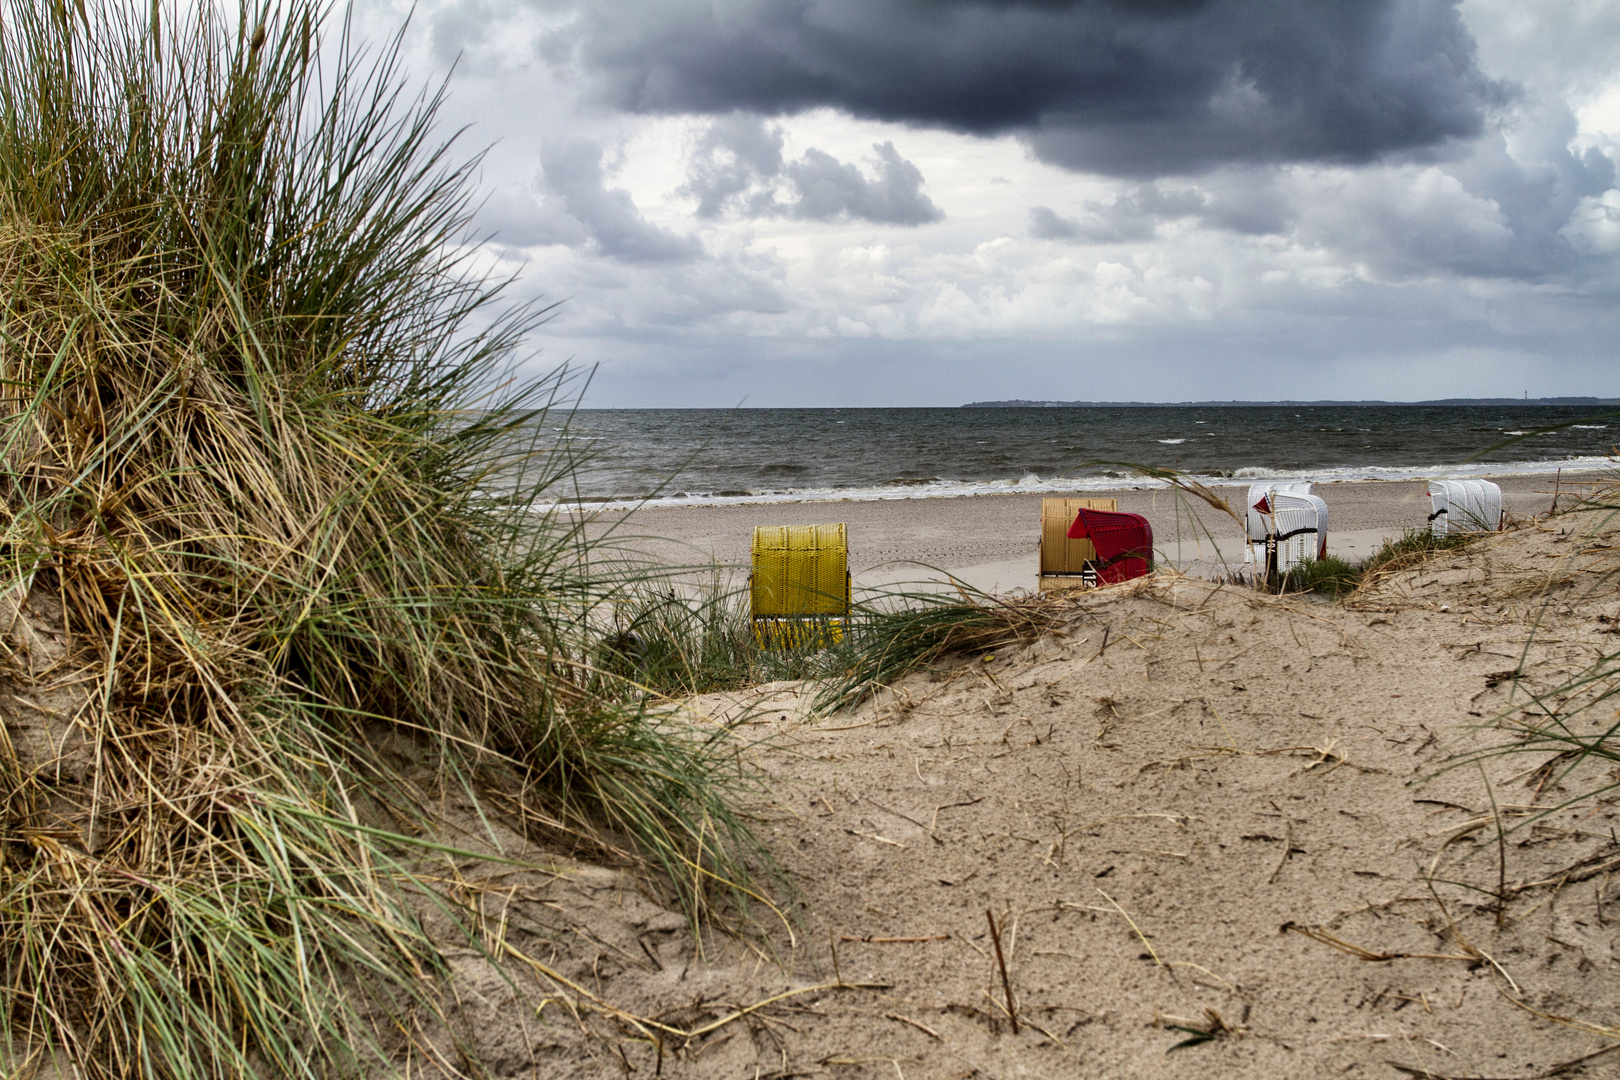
(1066, 508), (1153, 584)
(1246, 481), (1314, 542)
(1427, 479), (1503, 535)
(1246, 489), (1329, 576)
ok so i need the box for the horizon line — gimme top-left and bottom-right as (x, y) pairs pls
(574, 397), (1620, 409)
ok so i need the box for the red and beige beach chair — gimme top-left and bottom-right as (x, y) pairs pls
(750, 523), (851, 648)
(1246, 488), (1329, 578)
(1038, 497), (1119, 591)
(1065, 506), (1154, 586)
(1427, 479), (1503, 536)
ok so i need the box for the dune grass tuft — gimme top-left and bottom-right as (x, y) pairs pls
(1260, 528), (1482, 597)
(594, 575), (835, 697)
(1357, 527), (1481, 579)
(813, 587), (1064, 714)
(0, 3), (764, 1076)
(1278, 554), (1362, 597)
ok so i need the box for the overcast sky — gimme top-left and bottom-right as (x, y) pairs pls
(356, 0), (1620, 406)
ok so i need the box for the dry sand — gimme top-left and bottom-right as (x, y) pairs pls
(591, 473), (1582, 595)
(408, 481), (1620, 1079)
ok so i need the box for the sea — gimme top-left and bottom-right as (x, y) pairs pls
(548, 405), (1618, 508)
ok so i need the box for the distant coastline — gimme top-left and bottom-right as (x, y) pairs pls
(961, 397), (1620, 408)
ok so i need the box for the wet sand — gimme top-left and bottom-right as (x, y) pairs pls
(590, 472), (1597, 594)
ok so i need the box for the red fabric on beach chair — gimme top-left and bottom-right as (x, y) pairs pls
(1066, 508), (1153, 584)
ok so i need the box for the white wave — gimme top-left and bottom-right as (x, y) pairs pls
(1158, 438), (1186, 444)
(1503, 430), (1528, 435)
(1573, 424), (1609, 429)
(547, 453), (1616, 510)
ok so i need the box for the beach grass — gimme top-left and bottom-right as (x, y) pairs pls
(813, 587), (1064, 714)
(1278, 554), (1362, 597)
(594, 575), (836, 696)
(1259, 528), (1482, 597)
(1357, 526), (1481, 579)
(584, 572), (1066, 717)
(0, 3), (765, 1076)
(1441, 474), (1620, 816)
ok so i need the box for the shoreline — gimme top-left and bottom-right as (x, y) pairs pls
(563, 459), (1616, 513)
(587, 470), (1604, 595)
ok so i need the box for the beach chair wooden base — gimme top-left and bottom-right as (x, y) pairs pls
(752, 615), (846, 650)
(1037, 568), (1098, 592)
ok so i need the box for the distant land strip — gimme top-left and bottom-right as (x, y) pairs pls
(961, 397), (1620, 408)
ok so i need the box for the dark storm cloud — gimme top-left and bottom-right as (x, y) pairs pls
(542, 0), (1506, 177)
(683, 115), (943, 224)
(538, 140), (705, 262)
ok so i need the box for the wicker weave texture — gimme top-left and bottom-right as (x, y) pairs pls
(750, 523), (850, 617)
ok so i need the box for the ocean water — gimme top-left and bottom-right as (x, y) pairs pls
(550, 405), (1617, 507)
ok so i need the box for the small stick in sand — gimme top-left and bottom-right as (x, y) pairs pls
(1096, 887), (1161, 966)
(884, 1012), (943, 1041)
(842, 933), (950, 943)
(1479, 763), (1509, 927)
(986, 908), (1019, 1035)
(1269, 821), (1296, 884)
(930, 795), (984, 836)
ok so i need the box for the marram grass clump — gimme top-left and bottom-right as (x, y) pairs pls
(1267, 529), (1483, 597)
(594, 574), (840, 697)
(0, 2), (761, 1077)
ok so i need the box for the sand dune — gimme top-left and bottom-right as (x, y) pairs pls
(422, 493), (1620, 1078)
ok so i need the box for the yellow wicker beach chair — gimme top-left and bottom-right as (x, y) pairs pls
(1038, 498), (1119, 592)
(751, 523), (851, 648)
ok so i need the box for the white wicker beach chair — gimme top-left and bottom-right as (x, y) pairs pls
(1427, 479), (1503, 535)
(1245, 482), (1314, 543)
(1246, 489), (1328, 576)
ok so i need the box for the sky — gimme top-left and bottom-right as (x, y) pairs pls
(353, 0), (1620, 407)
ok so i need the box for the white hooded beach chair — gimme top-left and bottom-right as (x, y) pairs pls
(1244, 482), (1315, 546)
(1245, 486), (1328, 578)
(1427, 479), (1503, 536)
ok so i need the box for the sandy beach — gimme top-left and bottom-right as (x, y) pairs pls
(592, 471), (1596, 593)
